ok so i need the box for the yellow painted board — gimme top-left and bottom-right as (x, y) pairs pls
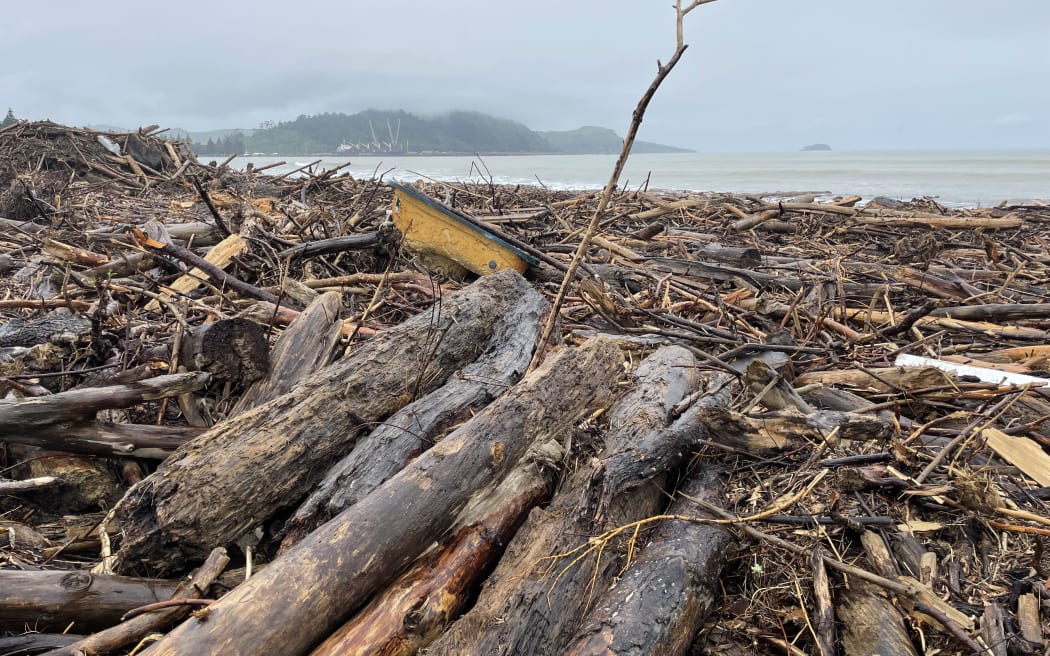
(389, 183), (535, 276)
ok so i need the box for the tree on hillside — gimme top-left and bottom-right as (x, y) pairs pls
(1, 109), (17, 128)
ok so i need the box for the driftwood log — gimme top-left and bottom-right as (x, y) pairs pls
(0, 373), (209, 435)
(308, 457), (555, 656)
(427, 346), (699, 656)
(279, 281), (548, 550)
(0, 570), (177, 633)
(563, 467), (735, 656)
(111, 270), (544, 575)
(140, 338), (622, 656)
(41, 548), (230, 656)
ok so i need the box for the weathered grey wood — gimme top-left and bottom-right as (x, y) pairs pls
(563, 468), (735, 656)
(0, 373), (209, 433)
(584, 371), (734, 524)
(0, 570), (177, 633)
(140, 338), (622, 656)
(811, 549), (836, 656)
(3, 421), (201, 459)
(279, 285), (548, 551)
(697, 407), (894, 456)
(112, 270), (547, 576)
(0, 633), (83, 655)
(838, 529), (919, 656)
(230, 291), (343, 416)
(981, 602), (1009, 656)
(427, 346), (698, 656)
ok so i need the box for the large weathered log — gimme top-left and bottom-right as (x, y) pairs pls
(140, 338), (622, 656)
(0, 570), (177, 633)
(113, 270), (545, 576)
(279, 283), (548, 551)
(309, 458), (554, 656)
(563, 468), (735, 656)
(229, 291), (343, 416)
(427, 346), (698, 656)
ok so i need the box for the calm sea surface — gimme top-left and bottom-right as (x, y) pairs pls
(227, 151), (1049, 208)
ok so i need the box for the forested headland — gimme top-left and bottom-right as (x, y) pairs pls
(188, 109), (690, 156)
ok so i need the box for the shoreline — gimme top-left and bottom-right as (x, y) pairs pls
(220, 150), (1050, 210)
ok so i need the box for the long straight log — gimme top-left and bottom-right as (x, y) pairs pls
(279, 283), (548, 551)
(141, 338), (623, 656)
(4, 421), (201, 459)
(0, 570), (177, 633)
(113, 270), (547, 576)
(0, 634), (83, 655)
(427, 346), (699, 656)
(563, 468), (735, 656)
(0, 373), (209, 433)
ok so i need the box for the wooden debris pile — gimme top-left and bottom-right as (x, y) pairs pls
(2, 120), (1050, 655)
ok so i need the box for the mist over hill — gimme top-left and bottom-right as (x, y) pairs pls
(539, 126), (693, 154)
(183, 110), (690, 156)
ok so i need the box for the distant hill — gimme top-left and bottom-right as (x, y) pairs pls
(175, 110), (693, 156)
(244, 110), (550, 156)
(801, 143), (832, 151)
(168, 127), (257, 143)
(539, 126), (693, 154)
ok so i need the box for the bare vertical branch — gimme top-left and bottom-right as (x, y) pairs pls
(527, 0), (719, 372)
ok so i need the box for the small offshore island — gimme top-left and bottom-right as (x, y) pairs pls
(801, 143), (832, 151)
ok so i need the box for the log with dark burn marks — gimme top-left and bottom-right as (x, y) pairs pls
(279, 284), (548, 552)
(563, 467), (736, 656)
(179, 317), (269, 387)
(112, 270), (546, 577)
(426, 346), (699, 656)
(308, 456), (556, 656)
(0, 570), (177, 633)
(139, 338), (622, 656)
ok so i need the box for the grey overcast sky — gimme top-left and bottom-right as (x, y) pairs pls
(3, 1), (1048, 151)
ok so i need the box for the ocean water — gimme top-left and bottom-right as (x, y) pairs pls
(226, 150), (1050, 208)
